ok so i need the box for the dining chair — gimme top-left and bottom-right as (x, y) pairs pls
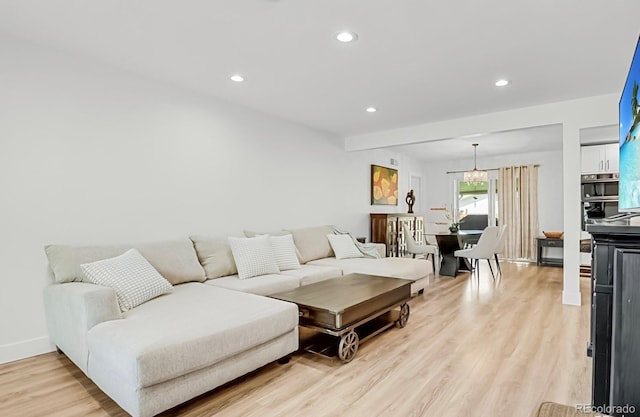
(493, 224), (508, 274)
(403, 227), (437, 274)
(422, 225), (440, 258)
(453, 226), (501, 278)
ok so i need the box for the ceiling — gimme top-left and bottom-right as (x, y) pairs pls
(0, 0), (639, 141)
(386, 123), (621, 161)
(388, 125), (564, 162)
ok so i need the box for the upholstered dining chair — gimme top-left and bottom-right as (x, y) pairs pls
(454, 226), (501, 278)
(493, 224), (508, 274)
(403, 227), (438, 274)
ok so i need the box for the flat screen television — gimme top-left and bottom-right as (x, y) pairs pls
(619, 35), (640, 213)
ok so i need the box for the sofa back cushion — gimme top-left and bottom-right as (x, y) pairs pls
(45, 239), (206, 285)
(190, 235), (238, 279)
(287, 226), (334, 264)
(243, 229), (290, 238)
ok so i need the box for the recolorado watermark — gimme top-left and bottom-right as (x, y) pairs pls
(576, 403), (636, 415)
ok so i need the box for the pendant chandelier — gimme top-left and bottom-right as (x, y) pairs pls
(463, 143), (488, 185)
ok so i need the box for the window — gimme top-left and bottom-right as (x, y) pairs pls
(458, 181), (489, 216)
(453, 177), (498, 226)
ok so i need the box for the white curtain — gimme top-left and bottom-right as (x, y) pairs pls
(498, 165), (539, 261)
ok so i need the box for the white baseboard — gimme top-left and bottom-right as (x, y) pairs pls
(0, 336), (55, 365)
(562, 290), (582, 306)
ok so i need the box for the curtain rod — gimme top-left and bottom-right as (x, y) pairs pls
(446, 164), (540, 174)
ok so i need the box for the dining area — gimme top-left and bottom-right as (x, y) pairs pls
(370, 213), (507, 279)
(405, 222), (507, 279)
(370, 162), (540, 280)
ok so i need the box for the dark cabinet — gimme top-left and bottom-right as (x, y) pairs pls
(588, 225), (640, 416)
(370, 213), (424, 257)
(611, 248), (640, 413)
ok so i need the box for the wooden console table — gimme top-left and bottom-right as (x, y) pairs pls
(536, 237), (563, 267)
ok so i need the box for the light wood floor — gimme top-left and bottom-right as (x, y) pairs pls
(0, 263), (592, 417)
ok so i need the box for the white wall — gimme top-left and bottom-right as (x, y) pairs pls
(0, 35), (422, 363)
(422, 149), (564, 234)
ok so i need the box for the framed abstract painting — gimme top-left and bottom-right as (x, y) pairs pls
(371, 165), (398, 205)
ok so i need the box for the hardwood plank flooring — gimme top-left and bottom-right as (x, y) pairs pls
(0, 263), (592, 416)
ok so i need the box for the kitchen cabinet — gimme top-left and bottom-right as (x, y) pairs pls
(581, 143), (619, 173)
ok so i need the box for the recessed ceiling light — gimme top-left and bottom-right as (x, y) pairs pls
(336, 31), (358, 43)
(230, 74), (245, 83)
(366, 107), (377, 113)
(495, 79), (510, 87)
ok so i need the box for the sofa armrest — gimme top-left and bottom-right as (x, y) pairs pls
(373, 243), (386, 258)
(43, 282), (121, 373)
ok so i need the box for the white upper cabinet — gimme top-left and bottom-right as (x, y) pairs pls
(581, 146), (602, 173)
(603, 143), (619, 172)
(581, 143), (619, 173)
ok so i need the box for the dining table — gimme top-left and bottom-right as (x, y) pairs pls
(434, 230), (484, 277)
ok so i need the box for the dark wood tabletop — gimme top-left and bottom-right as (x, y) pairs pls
(270, 273), (411, 314)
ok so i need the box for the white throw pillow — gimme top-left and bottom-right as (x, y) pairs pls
(80, 248), (173, 312)
(326, 234), (365, 260)
(228, 236), (280, 279)
(269, 234), (301, 271)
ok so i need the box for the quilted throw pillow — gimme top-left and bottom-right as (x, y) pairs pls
(80, 248), (173, 312)
(326, 234), (365, 260)
(269, 234), (301, 271)
(228, 235), (280, 279)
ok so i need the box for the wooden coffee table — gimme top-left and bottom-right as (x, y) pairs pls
(269, 273), (412, 363)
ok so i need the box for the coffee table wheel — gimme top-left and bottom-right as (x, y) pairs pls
(395, 303), (410, 328)
(338, 330), (359, 363)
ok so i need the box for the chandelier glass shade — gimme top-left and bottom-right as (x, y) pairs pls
(464, 143), (488, 185)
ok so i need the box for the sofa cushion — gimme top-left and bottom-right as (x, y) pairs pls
(287, 226), (334, 264)
(307, 257), (430, 281)
(279, 264), (343, 286)
(87, 283), (298, 389)
(80, 249), (173, 312)
(326, 234), (365, 260)
(204, 274), (299, 295)
(190, 235), (238, 279)
(45, 239), (206, 285)
(228, 236), (280, 279)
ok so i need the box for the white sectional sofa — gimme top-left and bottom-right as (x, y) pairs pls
(43, 225), (433, 417)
